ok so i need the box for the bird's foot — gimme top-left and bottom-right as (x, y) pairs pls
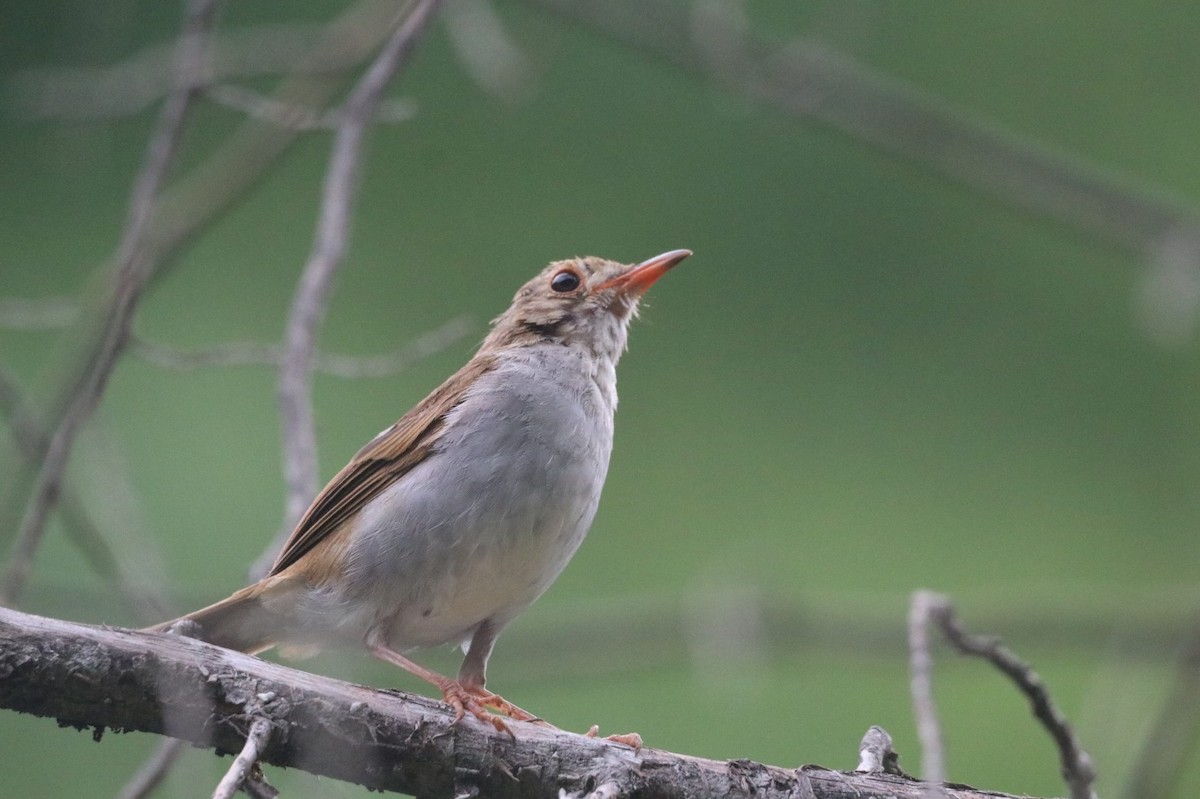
(440, 681), (550, 737)
(462, 684), (545, 724)
(585, 725), (643, 751)
(441, 681), (516, 737)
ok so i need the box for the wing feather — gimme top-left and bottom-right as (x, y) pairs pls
(269, 353), (496, 576)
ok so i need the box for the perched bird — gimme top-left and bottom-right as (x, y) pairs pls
(149, 249), (691, 732)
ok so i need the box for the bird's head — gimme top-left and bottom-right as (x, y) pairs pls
(484, 249), (691, 360)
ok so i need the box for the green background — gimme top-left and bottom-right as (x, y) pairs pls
(3, 1), (1200, 796)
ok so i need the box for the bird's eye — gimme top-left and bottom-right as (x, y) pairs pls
(550, 270), (581, 293)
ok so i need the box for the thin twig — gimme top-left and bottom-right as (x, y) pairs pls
(1120, 611), (1200, 799)
(314, 314), (473, 377)
(0, 297), (79, 330)
(525, 0), (1200, 254)
(908, 590), (946, 783)
(918, 591), (1098, 799)
(127, 314), (472, 376)
(116, 738), (187, 799)
(212, 718), (275, 799)
(442, 0), (536, 104)
(275, 0), (446, 542)
(131, 337), (278, 370)
(0, 0), (219, 606)
(0, 368), (172, 624)
(206, 83), (416, 130)
(1, 1), (405, 561)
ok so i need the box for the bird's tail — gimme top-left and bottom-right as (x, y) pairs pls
(144, 584), (282, 654)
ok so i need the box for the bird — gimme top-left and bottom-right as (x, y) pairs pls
(148, 249), (691, 733)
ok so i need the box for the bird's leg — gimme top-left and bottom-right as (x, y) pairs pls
(457, 620), (545, 724)
(367, 638), (514, 735)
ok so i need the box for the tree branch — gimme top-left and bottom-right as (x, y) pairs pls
(0, 367), (172, 624)
(0, 0), (219, 606)
(116, 738), (187, 799)
(912, 591), (1096, 799)
(0, 607), (1040, 799)
(525, 0), (1200, 255)
(271, 0), (445, 575)
(908, 590), (947, 782)
(212, 717), (276, 799)
(1121, 609), (1200, 799)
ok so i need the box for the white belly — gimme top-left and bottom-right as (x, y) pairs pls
(317, 345), (616, 651)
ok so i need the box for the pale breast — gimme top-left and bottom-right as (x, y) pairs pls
(342, 344), (617, 649)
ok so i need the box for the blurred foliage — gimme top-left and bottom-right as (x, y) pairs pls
(3, 1), (1200, 797)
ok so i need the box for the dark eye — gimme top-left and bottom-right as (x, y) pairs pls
(551, 270), (580, 293)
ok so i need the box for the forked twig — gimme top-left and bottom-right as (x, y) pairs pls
(212, 718), (275, 799)
(909, 590), (1098, 799)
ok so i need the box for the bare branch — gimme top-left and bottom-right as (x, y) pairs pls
(128, 315), (472, 376)
(916, 591), (1097, 799)
(213, 718), (276, 799)
(1, 0), (406, 606)
(0, 0), (219, 605)
(0, 606), (1045, 799)
(525, 0), (1200, 255)
(315, 314), (474, 378)
(205, 83), (416, 131)
(116, 739), (187, 799)
(9, 22), (341, 121)
(277, 0), (446, 539)
(0, 297), (79, 330)
(908, 590), (946, 783)
(1121, 612), (1200, 799)
(443, 0), (536, 104)
(130, 337), (279, 370)
(0, 368), (172, 623)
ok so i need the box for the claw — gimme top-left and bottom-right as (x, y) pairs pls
(584, 725), (642, 751)
(463, 685), (543, 723)
(442, 682), (516, 738)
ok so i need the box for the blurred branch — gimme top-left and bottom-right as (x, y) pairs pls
(1, 0), (404, 602)
(115, 739), (186, 799)
(0, 606), (1048, 799)
(525, 0), (1200, 253)
(0, 0), (219, 606)
(0, 368), (172, 624)
(907, 590), (946, 784)
(128, 315), (472, 377)
(274, 0), (446, 566)
(10, 22), (340, 121)
(1121, 612), (1200, 799)
(0, 297), (79, 330)
(205, 84), (416, 131)
(442, 0), (536, 104)
(313, 315), (474, 378)
(911, 591), (1097, 799)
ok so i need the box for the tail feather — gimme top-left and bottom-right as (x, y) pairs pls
(145, 585), (281, 654)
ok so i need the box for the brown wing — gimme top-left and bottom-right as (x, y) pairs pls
(268, 353), (496, 577)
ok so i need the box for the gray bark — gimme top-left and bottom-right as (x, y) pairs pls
(0, 607), (1045, 799)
